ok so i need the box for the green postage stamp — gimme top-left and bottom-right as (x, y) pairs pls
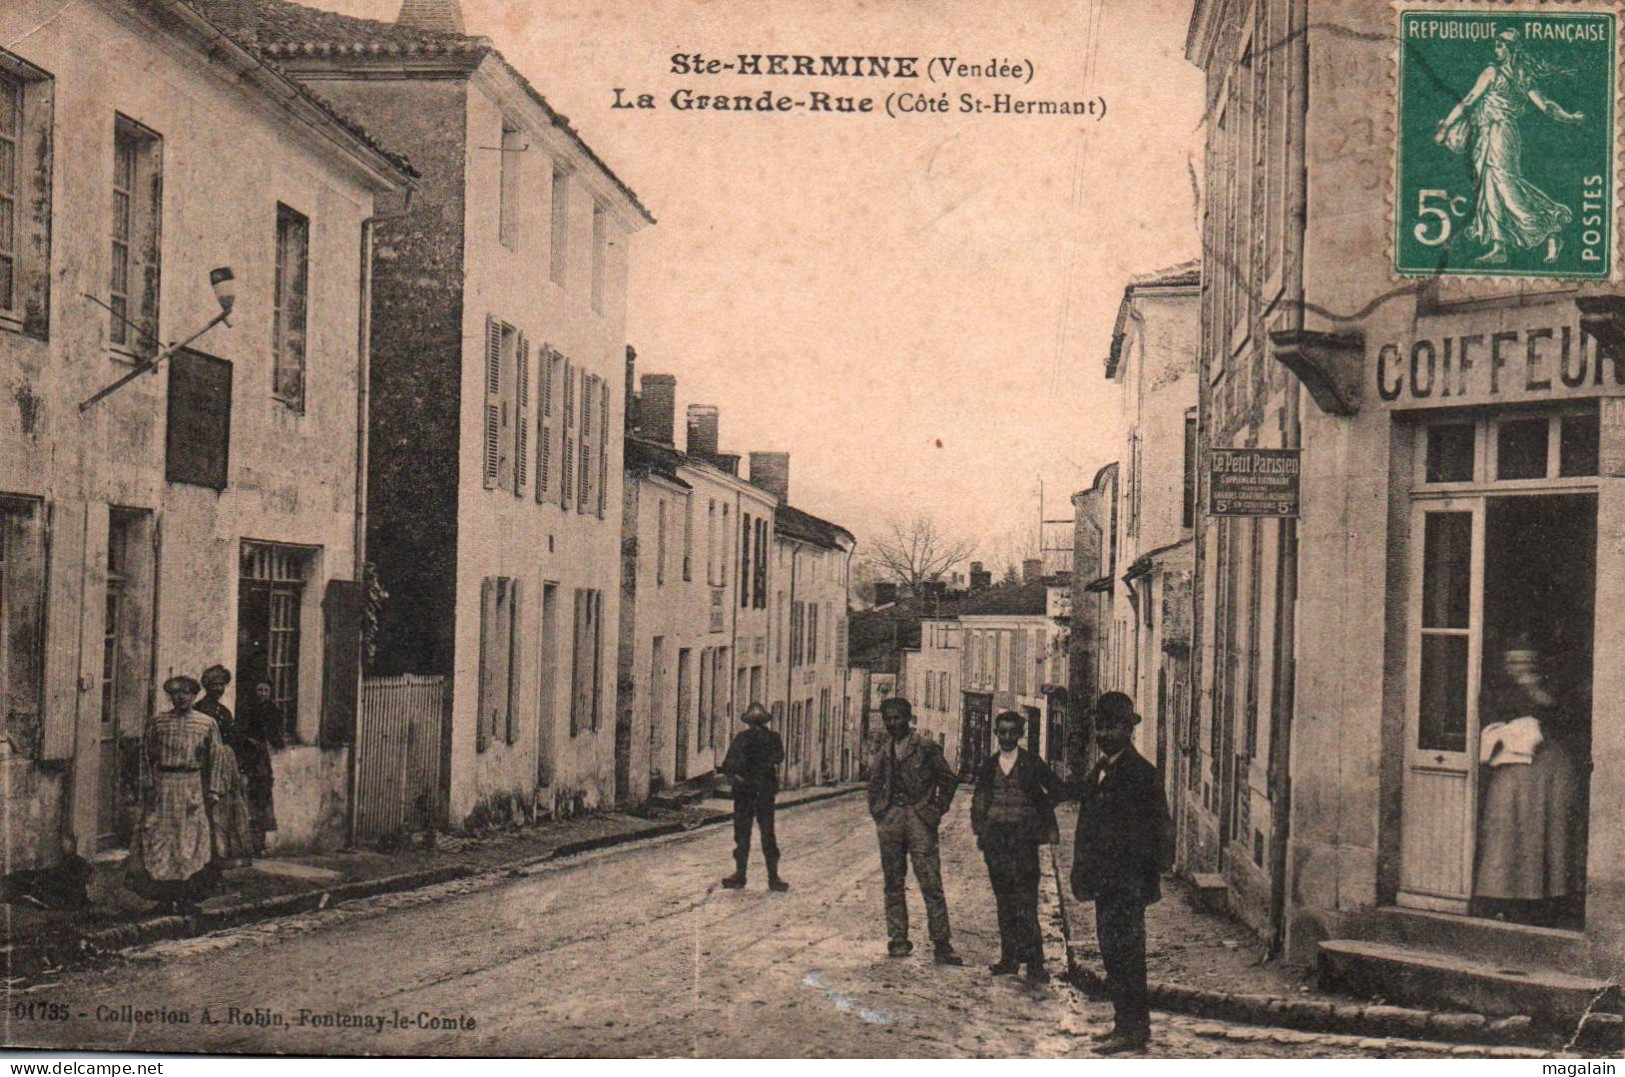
(1395, 4), (1620, 280)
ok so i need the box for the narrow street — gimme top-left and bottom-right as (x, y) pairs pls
(8, 795), (1478, 1058)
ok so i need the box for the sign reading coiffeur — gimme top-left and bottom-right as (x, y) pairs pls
(1375, 322), (1625, 407)
(1208, 448), (1301, 518)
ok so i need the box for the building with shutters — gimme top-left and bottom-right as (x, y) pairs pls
(769, 503), (855, 788)
(954, 577), (1071, 776)
(1095, 261), (1200, 847)
(902, 618), (961, 766)
(0, 0), (411, 874)
(617, 382), (778, 804)
(257, 0), (653, 825)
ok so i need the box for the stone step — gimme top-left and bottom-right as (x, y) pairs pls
(1318, 938), (1619, 1021)
(1346, 906), (1591, 970)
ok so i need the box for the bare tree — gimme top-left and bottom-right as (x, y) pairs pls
(865, 515), (976, 597)
(984, 522), (1041, 582)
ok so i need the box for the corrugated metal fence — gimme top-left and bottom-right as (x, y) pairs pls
(354, 674), (446, 843)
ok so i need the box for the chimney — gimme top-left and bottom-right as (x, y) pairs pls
(193, 0), (259, 46)
(1023, 558), (1043, 581)
(713, 453), (740, 476)
(686, 404), (719, 459)
(749, 452), (790, 503)
(873, 582), (898, 606)
(395, 0), (466, 33)
(624, 346), (637, 434)
(638, 374), (676, 446)
(969, 562), (992, 591)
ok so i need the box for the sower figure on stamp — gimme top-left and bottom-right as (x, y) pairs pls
(868, 697), (964, 965)
(720, 702), (789, 892)
(971, 710), (1067, 984)
(1071, 691), (1173, 1054)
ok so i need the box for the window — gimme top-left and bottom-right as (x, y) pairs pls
(561, 359), (575, 505)
(924, 671), (934, 708)
(683, 499), (694, 581)
(238, 541), (313, 728)
(808, 603), (819, 664)
(0, 56), (48, 334)
(569, 588), (602, 735)
(549, 164), (568, 285)
(498, 120), (522, 249)
(598, 380), (609, 519)
(706, 500), (718, 585)
(1422, 408), (1602, 486)
(939, 671), (948, 708)
(754, 518), (768, 608)
(657, 499), (668, 587)
(477, 577), (521, 751)
(776, 590), (785, 662)
(273, 204), (309, 409)
(721, 504), (730, 586)
(1183, 410), (1198, 529)
(110, 117), (161, 357)
(0, 497), (44, 754)
(1425, 423), (1475, 484)
(591, 202), (606, 314)
(740, 512), (752, 608)
(537, 348), (560, 504)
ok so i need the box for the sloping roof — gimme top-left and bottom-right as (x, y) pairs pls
(775, 504), (854, 552)
(255, 0), (654, 224)
(624, 436), (690, 488)
(1106, 259), (1201, 378)
(955, 578), (1049, 618)
(169, 0), (416, 182)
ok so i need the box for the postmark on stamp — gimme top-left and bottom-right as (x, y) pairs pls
(1394, 5), (1618, 280)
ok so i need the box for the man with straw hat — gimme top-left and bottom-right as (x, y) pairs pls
(720, 702), (789, 892)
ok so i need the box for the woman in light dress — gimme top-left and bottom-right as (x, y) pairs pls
(125, 675), (228, 911)
(1435, 29), (1586, 265)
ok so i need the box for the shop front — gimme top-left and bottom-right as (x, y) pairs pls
(1282, 295), (1625, 1003)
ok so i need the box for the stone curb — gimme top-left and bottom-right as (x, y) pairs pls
(10, 785), (863, 981)
(1043, 846), (1622, 1053)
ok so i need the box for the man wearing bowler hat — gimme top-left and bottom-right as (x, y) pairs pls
(868, 696), (963, 965)
(1071, 691), (1173, 1053)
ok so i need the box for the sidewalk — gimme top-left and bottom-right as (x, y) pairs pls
(3, 781), (862, 983)
(1049, 805), (1621, 1052)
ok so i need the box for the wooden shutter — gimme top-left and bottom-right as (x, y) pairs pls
(537, 350), (555, 504)
(483, 316), (502, 489)
(40, 499), (85, 761)
(597, 378), (609, 519)
(514, 334), (530, 496)
(164, 349), (232, 490)
(506, 578), (522, 745)
(568, 589), (584, 736)
(1013, 627), (1028, 695)
(577, 372), (593, 514)
(2, 499), (46, 758)
(561, 361), (575, 507)
(477, 578), (497, 752)
(320, 578), (362, 747)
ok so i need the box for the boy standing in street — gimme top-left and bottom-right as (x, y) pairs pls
(720, 703), (789, 892)
(971, 710), (1067, 983)
(1071, 691), (1174, 1054)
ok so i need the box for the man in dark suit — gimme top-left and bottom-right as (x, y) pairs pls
(971, 710), (1067, 982)
(1071, 691), (1174, 1053)
(720, 703), (788, 892)
(868, 697), (964, 964)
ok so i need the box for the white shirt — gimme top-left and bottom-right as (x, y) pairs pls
(998, 748), (1019, 775)
(1099, 747), (1128, 784)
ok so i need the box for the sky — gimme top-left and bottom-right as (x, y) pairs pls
(319, 0), (1206, 567)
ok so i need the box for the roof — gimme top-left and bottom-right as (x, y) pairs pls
(775, 504), (854, 552)
(849, 590), (962, 670)
(168, 0), (416, 183)
(954, 578), (1050, 618)
(624, 437), (690, 489)
(1106, 259), (1201, 378)
(254, 0), (654, 224)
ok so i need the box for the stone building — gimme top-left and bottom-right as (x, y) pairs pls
(1099, 263), (1201, 854)
(954, 578), (1070, 774)
(259, 0), (653, 826)
(1188, 0), (1624, 1017)
(617, 382), (777, 803)
(904, 617), (961, 764)
(0, 0), (411, 872)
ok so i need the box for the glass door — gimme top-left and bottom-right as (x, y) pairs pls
(1399, 499), (1483, 911)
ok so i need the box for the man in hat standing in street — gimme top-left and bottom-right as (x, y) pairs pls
(1071, 691), (1174, 1053)
(720, 702), (789, 892)
(868, 697), (964, 965)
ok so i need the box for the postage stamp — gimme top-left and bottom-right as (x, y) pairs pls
(1394, 4), (1620, 281)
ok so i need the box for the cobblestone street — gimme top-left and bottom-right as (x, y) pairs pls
(5, 795), (1540, 1058)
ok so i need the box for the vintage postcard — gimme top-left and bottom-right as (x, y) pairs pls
(1, 0), (1622, 1063)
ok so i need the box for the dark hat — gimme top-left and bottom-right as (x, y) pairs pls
(164, 674), (201, 696)
(1095, 691), (1141, 726)
(201, 664), (232, 686)
(879, 697), (913, 719)
(741, 702), (771, 725)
